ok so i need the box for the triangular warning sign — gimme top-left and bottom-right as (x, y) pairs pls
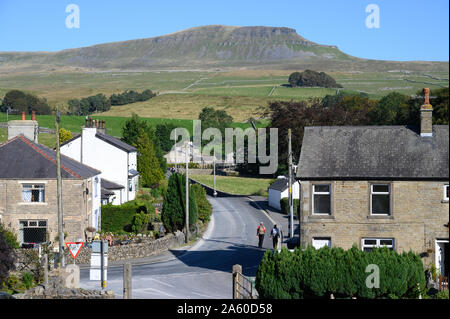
(65, 242), (84, 259)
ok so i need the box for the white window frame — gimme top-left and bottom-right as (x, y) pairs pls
(370, 184), (391, 215)
(444, 184), (449, 202)
(362, 238), (395, 252)
(19, 220), (48, 245)
(312, 184), (331, 215)
(22, 184), (45, 203)
(94, 177), (99, 198)
(312, 237), (332, 249)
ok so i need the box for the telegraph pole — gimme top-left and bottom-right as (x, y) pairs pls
(213, 148), (217, 197)
(288, 129), (294, 239)
(55, 111), (65, 267)
(185, 142), (190, 243)
(175, 128), (177, 172)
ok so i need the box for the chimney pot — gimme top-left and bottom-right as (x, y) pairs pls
(21, 112), (25, 120)
(420, 88), (433, 137)
(31, 110), (36, 121)
(424, 88), (430, 105)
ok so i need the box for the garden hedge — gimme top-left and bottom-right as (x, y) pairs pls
(255, 245), (426, 299)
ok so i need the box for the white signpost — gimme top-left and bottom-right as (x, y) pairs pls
(89, 240), (108, 289)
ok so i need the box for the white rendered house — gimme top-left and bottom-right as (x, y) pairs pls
(268, 176), (300, 211)
(60, 119), (138, 205)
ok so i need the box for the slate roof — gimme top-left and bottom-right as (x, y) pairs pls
(0, 135), (101, 179)
(59, 131), (137, 153)
(101, 178), (124, 190)
(296, 125), (449, 180)
(101, 188), (115, 200)
(128, 169), (139, 177)
(95, 132), (137, 153)
(268, 176), (296, 192)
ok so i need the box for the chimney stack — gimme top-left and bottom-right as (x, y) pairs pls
(420, 88), (433, 137)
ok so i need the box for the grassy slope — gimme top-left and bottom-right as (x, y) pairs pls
(190, 174), (274, 197)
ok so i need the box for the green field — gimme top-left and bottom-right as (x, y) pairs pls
(0, 69), (448, 122)
(0, 113), (194, 137)
(0, 112), (267, 147)
(190, 174), (274, 197)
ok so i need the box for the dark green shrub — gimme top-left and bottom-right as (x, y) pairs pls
(279, 198), (299, 216)
(191, 184), (212, 222)
(101, 202), (141, 233)
(0, 223), (19, 249)
(435, 290), (449, 299)
(22, 272), (34, 289)
(162, 173), (198, 233)
(131, 212), (150, 234)
(0, 232), (16, 286)
(255, 245), (426, 299)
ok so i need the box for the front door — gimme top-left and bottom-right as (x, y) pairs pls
(436, 239), (449, 278)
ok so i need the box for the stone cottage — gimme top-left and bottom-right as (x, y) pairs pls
(0, 134), (101, 245)
(296, 89), (449, 277)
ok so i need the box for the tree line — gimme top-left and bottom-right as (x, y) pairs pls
(0, 90), (52, 115)
(243, 87), (449, 176)
(68, 89), (156, 116)
(288, 70), (342, 88)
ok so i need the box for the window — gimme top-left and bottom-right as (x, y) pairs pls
(370, 184), (390, 215)
(312, 237), (331, 249)
(444, 184), (449, 202)
(129, 179), (133, 192)
(19, 220), (47, 245)
(22, 184), (45, 203)
(94, 177), (99, 198)
(362, 238), (394, 252)
(312, 184), (331, 215)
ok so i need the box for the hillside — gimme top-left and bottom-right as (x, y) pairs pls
(0, 25), (447, 73)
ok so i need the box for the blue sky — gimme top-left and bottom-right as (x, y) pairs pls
(0, 0), (448, 61)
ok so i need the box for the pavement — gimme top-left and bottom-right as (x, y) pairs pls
(247, 195), (300, 248)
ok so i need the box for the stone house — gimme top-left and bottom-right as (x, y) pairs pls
(60, 118), (138, 205)
(296, 90), (449, 277)
(0, 134), (101, 246)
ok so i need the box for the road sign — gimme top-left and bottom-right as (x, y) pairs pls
(91, 240), (108, 253)
(90, 253), (108, 267)
(65, 242), (84, 259)
(89, 268), (108, 281)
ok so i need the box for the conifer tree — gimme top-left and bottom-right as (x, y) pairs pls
(136, 132), (164, 188)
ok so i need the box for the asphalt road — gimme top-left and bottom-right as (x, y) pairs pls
(79, 196), (274, 299)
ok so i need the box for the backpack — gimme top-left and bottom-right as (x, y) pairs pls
(272, 228), (279, 238)
(258, 225), (265, 235)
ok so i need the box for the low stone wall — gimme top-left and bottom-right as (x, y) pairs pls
(14, 231), (186, 267)
(12, 275), (114, 299)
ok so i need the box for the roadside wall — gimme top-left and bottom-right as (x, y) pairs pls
(14, 231), (186, 267)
